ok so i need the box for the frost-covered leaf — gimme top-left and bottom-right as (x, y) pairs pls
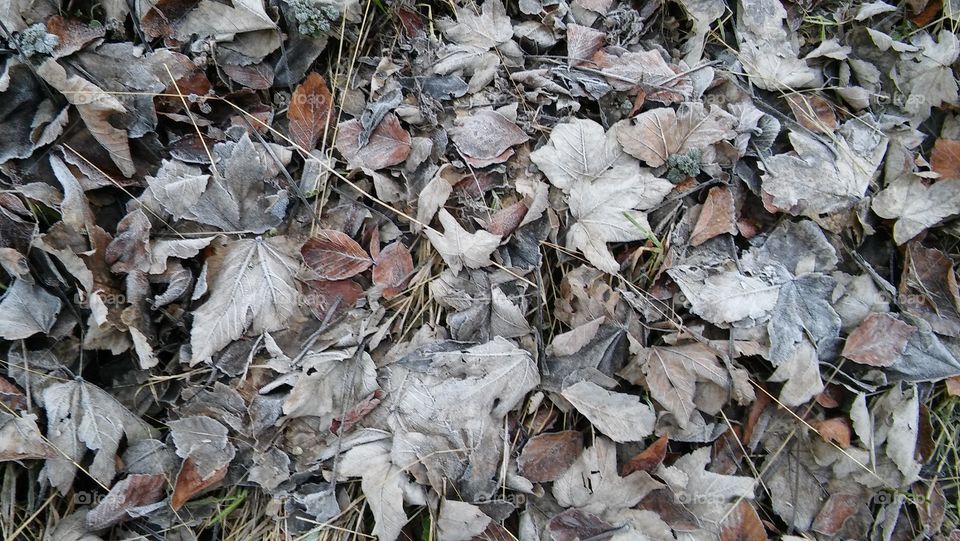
(532, 118), (672, 272)
(301, 229), (372, 280)
(86, 474), (165, 530)
(667, 266), (780, 326)
(872, 175), (960, 244)
(42, 379), (153, 494)
(190, 236), (301, 364)
(561, 380), (654, 442)
(518, 431), (583, 482)
(767, 274), (841, 367)
(620, 342), (731, 429)
(430, 269), (530, 341)
(553, 437), (661, 514)
(0, 280), (61, 340)
(288, 72), (333, 151)
(617, 103), (736, 168)
(425, 209), (502, 273)
(437, 500), (491, 541)
(336, 113), (411, 170)
(337, 440), (410, 541)
(438, 0), (513, 49)
(896, 31), (959, 123)
(449, 108), (528, 167)
(0, 411), (55, 461)
(736, 0), (819, 90)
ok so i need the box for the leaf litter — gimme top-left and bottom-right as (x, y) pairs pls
(1, 0), (960, 540)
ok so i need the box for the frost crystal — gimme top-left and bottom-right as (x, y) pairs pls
(15, 23), (59, 58)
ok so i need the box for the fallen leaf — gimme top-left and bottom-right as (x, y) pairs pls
(554, 437), (662, 514)
(337, 440), (411, 541)
(86, 474), (166, 530)
(288, 72), (333, 151)
(873, 174), (960, 244)
(566, 24), (605, 66)
(719, 500), (768, 541)
(190, 236), (301, 364)
(336, 113), (411, 170)
(561, 380), (655, 442)
(842, 313), (916, 367)
(690, 186), (738, 246)
(785, 94), (838, 134)
(667, 266), (780, 326)
(813, 417), (852, 448)
(0, 280), (61, 340)
(623, 433), (669, 475)
(425, 209), (502, 273)
(617, 103), (736, 168)
(437, 500), (491, 541)
(548, 509), (615, 541)
(518, 431), (583, 482)
(932, 138), (960, 179)
(0, 412), (55, 461)
(172, 455), (229, 510)
(301, 229), (373, 280)
(41, 379), (154, 494)
(301, 279), (364, 319)
(372, 241), (414, 299)
(449, 109), (528, 167)
(898, 243), (960, 337)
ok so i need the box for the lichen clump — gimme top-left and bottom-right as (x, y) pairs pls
(287, 0), (341, 37)
(665, 148), (702, 183)
(15, 23), (59, 58)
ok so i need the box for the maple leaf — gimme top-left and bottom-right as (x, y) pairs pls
(190, 236), (301, 364)
(897, 30), (959, 123)
(620, 342), (731, 429)
(617, 103), (736, 168)
(425, 209), (502, 274)
(42, 378), (154, 494)
(553, 437), (662, 514)
(872, 174), (960, 244)
(531, 118), (672, 273)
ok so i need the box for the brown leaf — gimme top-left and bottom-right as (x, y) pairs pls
(485, 201), (529, 237)
(449, 109), (528, 168)
(916, 480), (947, 536)
(289, 72), (334, 150)
(46, 16), (105, 58)
(785, 94), (838, 134)
(0, 376), (26, 411)
(548, 509), (615, 541)
(932, 138), (960, 180)
(331, 390), (384, 434)
(946, 375), (960, 396)
(0, 412), (56, 461)
(336, 113), (411, 170)
(302, 230), (373, 280)
(842, 313), (916, 367)
(811, 492), (866, 536)
(623, 433), (668, 475)
(141, 0), (202, 38)
(720, 500), (768, 541)
(690, 186), (738, 246)
(372, 241), (414, 299)
(222, 62), (275, 90)
(567, 24), (605, 66)
(171, 456), (228, 510)
(86, 474), (166, 530)
(637, 488), (699, 530)
(813, 417), (851, 448)
(899, 243), (960, 336)
(302, 279), (364, 319)
(518, 431), (583, 482)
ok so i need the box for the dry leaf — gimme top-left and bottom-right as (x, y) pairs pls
(873, 174), (960, 244)
(932, 138), (960, 179)
(190, 236), (301, 364)
(0, 280), (61, 340)
(301, 229), (373, 280)
(561, 381), (655, 442)
(336, 113), (411, 170)
(690, 186), (738, 246)
(623, 433), (669, 475)
(785, 94), (838, 134)
(518, 431), (583, 482)
(0, 412), (55, 461)
(842, 312), (916, 367)
(617, 103), (736, 168)
(449, 109), (528, 167)
(288, 72), (333, 151)
(86, 474), (166, 530)
(554, 437), (662, 514)
(425, 209), (502, 273)
(372, 241), (414, 298)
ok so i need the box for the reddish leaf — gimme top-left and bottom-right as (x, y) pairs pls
(288, 72), (334, 150)
(331, 390), (384, 434)
(946, 375), (960, 396)
(46, 16), (105, 58)
(548, 509), (615, 541)
(302, 230), (373, 280)
(623, 433), (668, 475)
(485, 201), (529, 237)
(0, 376), (26, 411)
(517, 431), (582, 482)
(222, 62), (275, 90)
(302, 279), (364, 320)
(141, 0), (202, 38)
(900, 243), (960, 336)
(336, 114), (411, 170)
(813, 417), (851, 448)
(720, 500), (768, 541)
(811, 492), (866, 536)
(372, 241), (414, 299)
(842, 313), (916, 367)
(637, 488), (699, 530)
(171, 455), (228, 510)
(86, 474), (166, 530)
(785, 94), (838, 134)
(690, 186), (738, 246)
(566, 24), (605, 66)
(932, 138), (960, 180)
